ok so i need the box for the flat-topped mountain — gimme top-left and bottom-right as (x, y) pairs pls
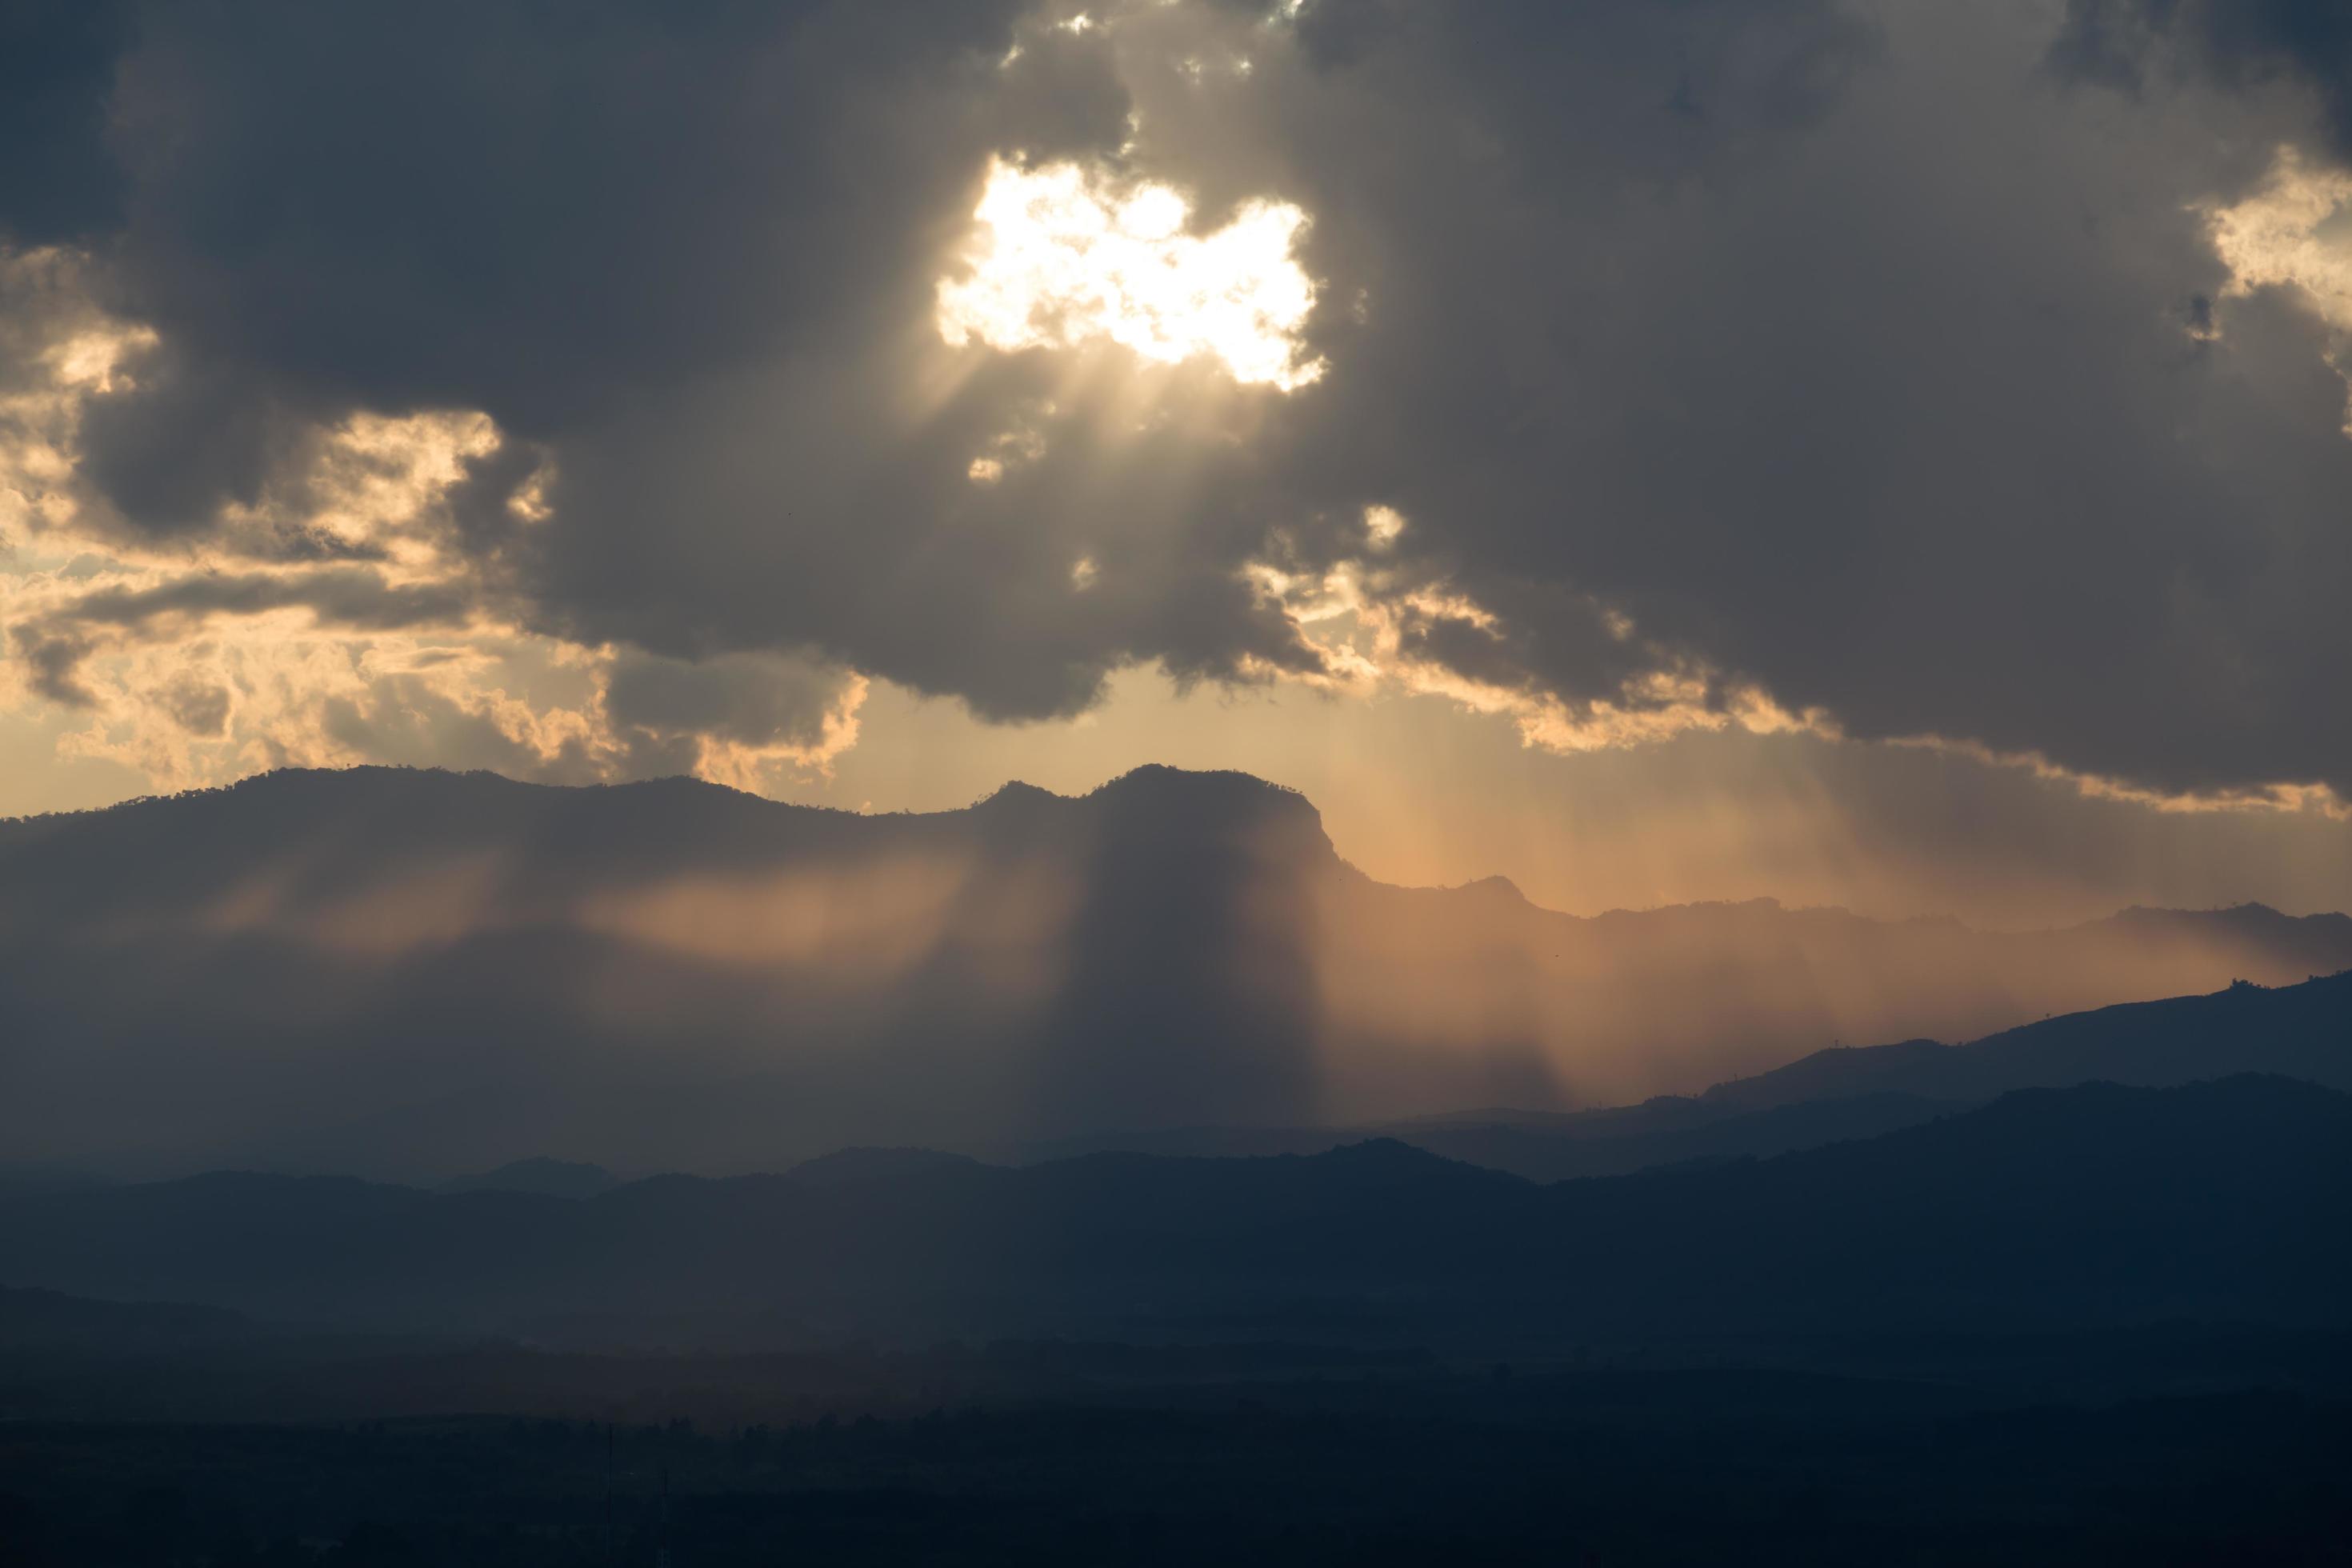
(2, 766), (2346, 1179)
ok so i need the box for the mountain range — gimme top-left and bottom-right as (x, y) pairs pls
(0, 1074), (2342, 1346)
(1131, 968), (2352, 1181)
(2, 764), (2348, 1178)
(5, 966), (2342, 1344)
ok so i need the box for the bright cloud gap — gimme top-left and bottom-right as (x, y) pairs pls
(937, 157), (1325, 390)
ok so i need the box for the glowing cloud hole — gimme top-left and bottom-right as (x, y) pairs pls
(937, 158), (1325, 390)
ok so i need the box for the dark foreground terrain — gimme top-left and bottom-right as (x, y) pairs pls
(4, 979), (2348, 1562)
(4, 1078), (2350, 1562)
(6, 1334), (2352, 1566)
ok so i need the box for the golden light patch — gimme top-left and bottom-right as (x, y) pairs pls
(572, 850), (1079, 1002)
(1239, 554), (1835, 759)
(2202, 146), (2352, 432)
(45, 325), (158, 391)
(690, 673), (871, 790)
(2205, 146), (2352, 332)
(937, 157), (1325, 390)
(292, 410), (502, 569)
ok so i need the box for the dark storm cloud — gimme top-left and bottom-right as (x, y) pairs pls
(0, 0), (133, 246)
(1197, 0), (2352, 795)
(604, 649), (854, 754)
(516, 346), (1336, 722)
(1301, 0), (1877, 166)
(72, 338), (290, 534)
(2052, 0), (2352, 150)
(96, 0), (1038, 430)
(18, 0), (1276, 725)
(1400, 576), (1704, 716)
(6, 0), (2351, 797)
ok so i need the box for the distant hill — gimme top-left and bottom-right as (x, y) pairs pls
(0, 1285), (254, 1354)
(1014, 970), (2352, 1180)
(784, 1147), (986, 1188)
(1375, 970), (2352, 1178)
(440, 1158), (617, 1198)
(1697, 969), (2352, 1114)
(1, 1078), (2342, 1342)
(1380, 1090), (1962, 1181)
(1000, 1094), (1962, 1178)
(2, 765), (2346, 1178)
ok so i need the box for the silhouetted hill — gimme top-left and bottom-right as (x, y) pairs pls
(783, 1147), (986, 1187)
(439, 1157), (617, 1198)
(0, 1286), (254, 1354)
(1387, 1091), (1962, 1181)
(1029, 973), (2352, 1180)
(1549, 1075), (2352, 1329)
(1003, 1093), (1962, 1177)
(0, 1166), (115, 1200)
(1697, 970), (2352, 1114)
(2, 765), (2347, 1178)
(1394, 970), (2352, 1178)
(1, 1078), (2341, 1342)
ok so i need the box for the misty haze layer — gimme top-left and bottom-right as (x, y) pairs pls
(3, 766), (2346, 1180)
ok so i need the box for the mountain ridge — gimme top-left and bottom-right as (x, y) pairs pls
(0, 1077), (2341, 1342)
(1013, 970), (2352, 1178)
(3, 764), (2349, 1179)
(11, 763), (2348, 932)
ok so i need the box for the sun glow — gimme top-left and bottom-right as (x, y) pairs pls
(937, 157), (1325, 390)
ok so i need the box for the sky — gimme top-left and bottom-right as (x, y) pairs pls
(3, 0), (2350, 924)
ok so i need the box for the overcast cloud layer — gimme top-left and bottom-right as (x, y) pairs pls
(4, 0), (2351, 835)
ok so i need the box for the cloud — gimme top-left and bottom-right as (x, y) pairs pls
(0, 0), (2350, 822)
(1207, 0), (2352, 800)
(604, 649), (870, 785)
(46, 567), (477, 639)
(0, 1), (134, 246)
(0, 261), (858, 797)
(2050, 0), (2352, 152)
(9, 625), (95, 707)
